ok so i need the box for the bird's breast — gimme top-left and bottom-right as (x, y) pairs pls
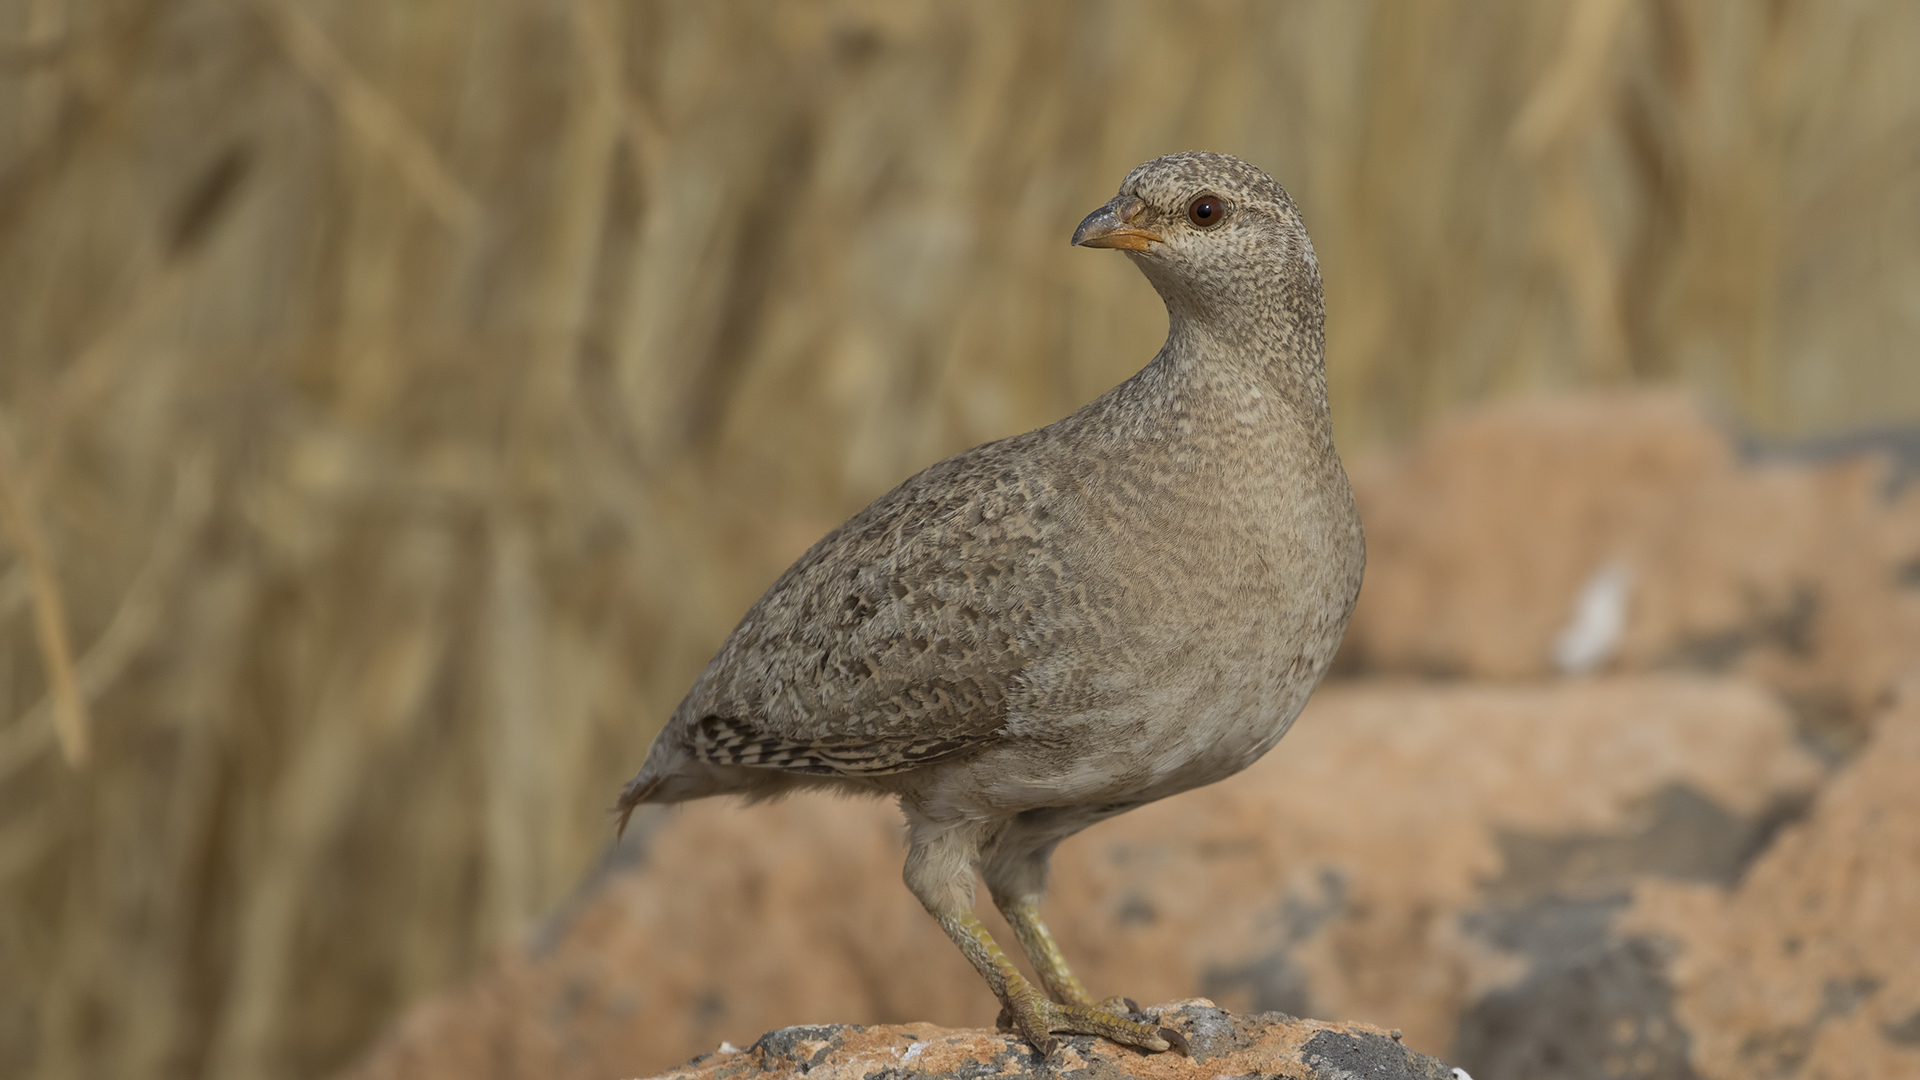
(999, 450), (1361, 802)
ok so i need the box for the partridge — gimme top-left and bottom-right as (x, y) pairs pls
(619, 152), (1365, 1055)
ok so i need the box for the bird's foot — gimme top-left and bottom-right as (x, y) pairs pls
(999, 988), (1187, 1057)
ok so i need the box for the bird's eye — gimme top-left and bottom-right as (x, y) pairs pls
(1187, 195), (1227, 228)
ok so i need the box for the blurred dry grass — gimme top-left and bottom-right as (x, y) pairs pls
(0, 2), (1916, 1079)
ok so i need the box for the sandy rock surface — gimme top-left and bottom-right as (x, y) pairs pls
(1622, 681), (1920, 1080)
(640, 1001), (1453, 1080)
(1343, 392), (1920, 759)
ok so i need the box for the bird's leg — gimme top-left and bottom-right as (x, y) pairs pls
(982, 844), (1133, 1016)
(999, 897), (1095, 1006)
(903, 812), (1180, 1057)
(998, 898), (1149, 1021)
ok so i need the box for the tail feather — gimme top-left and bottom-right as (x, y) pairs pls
(613, 773), (665, 839)
(612, 736), (833, 837)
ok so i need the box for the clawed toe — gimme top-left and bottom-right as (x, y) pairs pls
(1157, 1024), (1190, 1055)
(1003, 993), (1179, 1056)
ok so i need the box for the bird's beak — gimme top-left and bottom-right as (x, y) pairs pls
(1071, 195), (1160, 251)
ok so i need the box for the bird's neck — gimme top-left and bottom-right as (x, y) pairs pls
(1157, 292), (1332, 441)
(1131, 244), (1331, 422)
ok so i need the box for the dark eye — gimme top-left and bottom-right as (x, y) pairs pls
(1187, 195), (1226, 228)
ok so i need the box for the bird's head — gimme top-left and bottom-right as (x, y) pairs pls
(1072, 152), (1319, 337)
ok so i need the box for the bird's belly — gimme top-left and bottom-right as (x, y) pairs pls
(1130, 638), (1321, 793)
(941, 490), (1363, 817)
(971, 614), (1339, 813)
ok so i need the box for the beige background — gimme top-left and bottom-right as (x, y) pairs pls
(1, 2), (1918, 1079)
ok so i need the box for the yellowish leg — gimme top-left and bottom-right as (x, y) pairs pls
(931, 907), (1174, 1056)
(998, 898), (1138, 1016)
(903, 810), (1180, 1057)
(982, 839), (1145, 1019)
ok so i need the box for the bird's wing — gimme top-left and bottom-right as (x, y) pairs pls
(670, 432), (1081, 777)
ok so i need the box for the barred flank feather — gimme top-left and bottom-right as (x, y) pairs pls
(691, 715), (983, 776)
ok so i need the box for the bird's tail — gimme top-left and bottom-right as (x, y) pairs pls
(612, 773), (665, 839)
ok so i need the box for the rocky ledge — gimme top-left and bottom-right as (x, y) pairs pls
(643, 1000), (1462, 1080)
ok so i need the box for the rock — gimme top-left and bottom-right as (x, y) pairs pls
(1620, 680), (1920, 1080)
(1439, 681), (1920, 1080)
(1341, 393), (1920, 759)
(342, 675), (1822, 1080)
(641, 1001), (1455, 1080)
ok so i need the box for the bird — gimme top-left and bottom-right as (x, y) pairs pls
(617, 151), (1365, 1056)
